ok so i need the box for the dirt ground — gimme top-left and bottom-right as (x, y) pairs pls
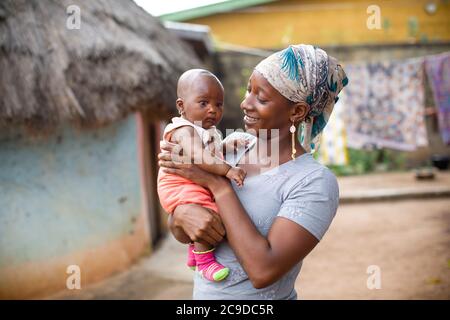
(52, 197), (450, 300)
(296, 198), (450, 299)
(50, 172), (450, 300)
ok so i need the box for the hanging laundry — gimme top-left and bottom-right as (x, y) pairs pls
(342, 58), (428, 151)
(425, 52), (450, 145)
(318, 98), (349, 165)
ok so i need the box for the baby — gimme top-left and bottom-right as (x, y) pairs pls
(157, 69), (247, 282)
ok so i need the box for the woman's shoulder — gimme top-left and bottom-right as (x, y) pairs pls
(278, 156), (339, 242)
(286, 155), (339, 194)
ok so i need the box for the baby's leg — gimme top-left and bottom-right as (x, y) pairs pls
(194, 241), (213, 252)
(186, 208), (215, 271)
(193, 207), (229, 282)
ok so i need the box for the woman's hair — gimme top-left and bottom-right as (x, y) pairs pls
(254, 44), (348, 152)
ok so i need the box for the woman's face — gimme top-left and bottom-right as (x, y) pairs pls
(240, 70), (293, 135)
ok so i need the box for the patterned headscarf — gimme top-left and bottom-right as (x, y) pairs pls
(255, 44), (348, 153)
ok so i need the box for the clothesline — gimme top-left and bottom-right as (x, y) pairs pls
(340, 50), (448, 67)
(318, 50), (450, 165)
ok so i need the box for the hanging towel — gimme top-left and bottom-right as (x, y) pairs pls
(425, 52), (450, 145)
(318, 98), (349, 165)
(342, 58), (428, 151)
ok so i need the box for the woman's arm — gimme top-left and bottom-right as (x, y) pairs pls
(208, 177), (319, 289)
(159, 141), (320, 289)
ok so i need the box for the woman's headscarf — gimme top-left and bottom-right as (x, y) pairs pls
(254, 44), (348, 153)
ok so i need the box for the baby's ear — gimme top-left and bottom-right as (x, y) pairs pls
(176, 98), (184, 115)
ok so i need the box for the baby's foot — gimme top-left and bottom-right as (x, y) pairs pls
(199, 261), (230, 282)
(194, 248), (229, 282)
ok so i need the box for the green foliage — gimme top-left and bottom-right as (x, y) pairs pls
(326, 148), (407, 176)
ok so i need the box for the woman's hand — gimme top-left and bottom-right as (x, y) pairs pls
(171, 204), (226, 246)
(158, 140), (225, 189)
(222, 136), (250, 154)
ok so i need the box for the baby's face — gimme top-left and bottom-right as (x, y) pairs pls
(181, 76), (224, 129)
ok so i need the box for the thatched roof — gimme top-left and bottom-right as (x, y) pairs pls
(0, 0), (201, 129)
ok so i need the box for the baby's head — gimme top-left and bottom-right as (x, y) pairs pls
(176, 69), (224, 129)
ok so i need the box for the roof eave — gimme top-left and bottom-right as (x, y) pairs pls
(159, 0), (276, 22)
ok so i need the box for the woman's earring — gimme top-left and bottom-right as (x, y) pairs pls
(290, 121), (297, 160)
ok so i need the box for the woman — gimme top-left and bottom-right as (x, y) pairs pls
(158, 44), (348, 299)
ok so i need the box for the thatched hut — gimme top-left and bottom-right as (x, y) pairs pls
(0, 0), (200, 299)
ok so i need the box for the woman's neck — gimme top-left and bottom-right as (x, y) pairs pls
(256, 130), (306, 157)
(255, 128), (306, 161)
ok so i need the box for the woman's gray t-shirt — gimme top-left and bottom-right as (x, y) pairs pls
(193, 132), (339, 300)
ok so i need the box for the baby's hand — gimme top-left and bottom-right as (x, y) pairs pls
(226, 166), (247, 187)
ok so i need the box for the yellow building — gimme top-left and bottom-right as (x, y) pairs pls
(160, 0), (450, 168)
(160, 0), (450, 49)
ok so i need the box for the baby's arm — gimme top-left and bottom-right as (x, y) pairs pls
(172, 126), (246, 185)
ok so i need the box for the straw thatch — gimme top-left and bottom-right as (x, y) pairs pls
(0, 0), (200, 129)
